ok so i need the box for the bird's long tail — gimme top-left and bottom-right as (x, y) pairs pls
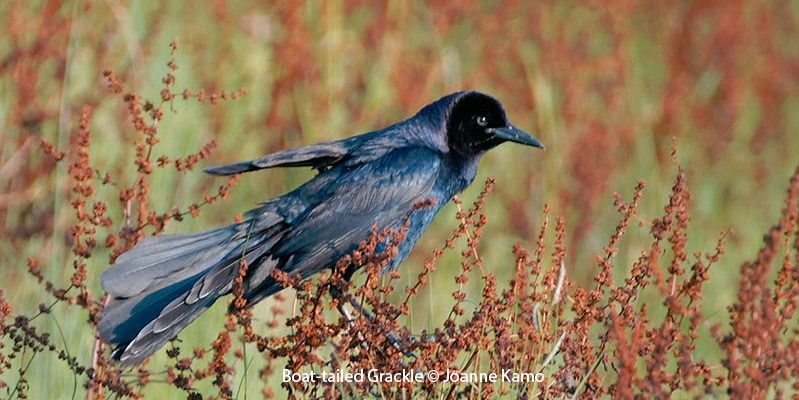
(98, 216), (283, 366)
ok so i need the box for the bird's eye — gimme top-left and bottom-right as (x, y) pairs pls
(475, 115), (488, 127)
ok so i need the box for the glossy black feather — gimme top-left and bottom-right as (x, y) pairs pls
(98, 90), (543, 365)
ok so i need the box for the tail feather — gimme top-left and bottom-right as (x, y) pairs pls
(110, 294), (216, 365)
(115, 228), (222, 263)
(101, 227), (236, 298)
(98, 275), (199, 345)
(152, 240), (274, 333)
(98, 218), (285, 366)
(191, 235), (279, 302)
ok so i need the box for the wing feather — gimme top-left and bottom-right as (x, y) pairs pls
(204, 135), (373, 175)
(273, 147), (441, 278)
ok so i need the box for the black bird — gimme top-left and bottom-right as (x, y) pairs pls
(98, 90), (544, 365)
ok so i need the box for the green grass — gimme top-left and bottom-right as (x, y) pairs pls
(2, 0), (799, 398)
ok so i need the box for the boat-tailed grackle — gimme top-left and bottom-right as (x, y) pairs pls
(99, 90), (544, 365)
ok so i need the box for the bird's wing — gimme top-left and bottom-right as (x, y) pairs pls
(271, 146), (441, 279)
(204, 133), (379, 175)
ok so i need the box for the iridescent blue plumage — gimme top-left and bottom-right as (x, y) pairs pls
(98, 90), (543, 365)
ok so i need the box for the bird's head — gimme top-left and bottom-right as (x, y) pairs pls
(444, 91), (544, 156)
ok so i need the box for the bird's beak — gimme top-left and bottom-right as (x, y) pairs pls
(488, 125), (545, 149)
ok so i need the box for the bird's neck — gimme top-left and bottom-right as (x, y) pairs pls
(441, 152), (482, 195)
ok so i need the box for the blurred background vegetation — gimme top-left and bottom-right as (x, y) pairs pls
(2, 0), (799, 397)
